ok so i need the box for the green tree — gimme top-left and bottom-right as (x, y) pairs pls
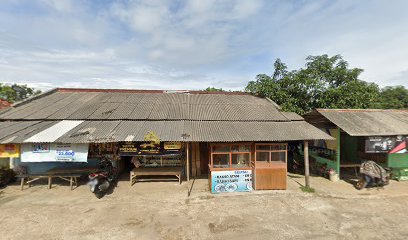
(375, 86), (408, 109)
(0, 83), (41, 103)
(246, 55), (380, 114)
(204, 87), (225, 92)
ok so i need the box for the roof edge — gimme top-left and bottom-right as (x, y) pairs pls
(316, 108), (408, 113)
(56, 88), (249, 95)
(12, 88), (59, 108)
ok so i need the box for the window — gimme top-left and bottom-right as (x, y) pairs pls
(213, 154), (230, 168)
(211, 144), (251, 169)
(255, 144), (287, 163)
(232, 153), (250, 167)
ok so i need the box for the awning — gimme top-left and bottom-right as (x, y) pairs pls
(55, 120), (333, 143)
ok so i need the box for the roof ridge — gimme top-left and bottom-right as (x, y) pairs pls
(56, 88), (249, 95)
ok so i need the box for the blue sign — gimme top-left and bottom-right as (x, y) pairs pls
(211, 170), (252, 193)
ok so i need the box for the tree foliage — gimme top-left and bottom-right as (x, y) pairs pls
(374, 86), (408, 109)
(246, 55), (380, 114)
(204, 87), (225, 92)
(0, 83), (41, 103)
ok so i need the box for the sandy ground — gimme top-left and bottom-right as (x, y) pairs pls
(1, 175), (408, 240)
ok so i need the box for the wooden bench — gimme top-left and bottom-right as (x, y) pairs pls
(19, 167), (97, 191)
(20, 174), (81, 190)
(130, 167), (182, 186)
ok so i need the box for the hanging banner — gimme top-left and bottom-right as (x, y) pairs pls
(0, 144), (20, 158)
(211, 170), (253, 193)
(21, 143), (89, 162)
(365, 136), (407, 153)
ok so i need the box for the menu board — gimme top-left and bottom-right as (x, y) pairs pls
(211, 170), (253, 193)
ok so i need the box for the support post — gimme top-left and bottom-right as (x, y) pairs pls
(186, 142), (190, 182)
(304, 141), (310, 187)
(336, 127), (341, 178)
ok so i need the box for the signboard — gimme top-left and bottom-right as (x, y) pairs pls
(119, 132), (182, 156)
(211, 170), (253, 193)
(119, 142), (182, 156)
(0, 144), (20, 158)
(119, 143), (138, 155)
(55, 144), (77, 161)
(33, 143), (50, 153)
(164, 142), (182, 150)
(365, 136), (407, 153)
(21, 143), (89, 162)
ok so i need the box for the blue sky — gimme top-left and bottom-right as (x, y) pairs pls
(0, 0), (407, 91)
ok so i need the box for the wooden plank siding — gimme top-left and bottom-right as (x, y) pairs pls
(255, 167), (287, 190)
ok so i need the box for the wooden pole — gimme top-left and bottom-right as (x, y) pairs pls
(186, 142), (190, 182)
(304, 141), (310, 187)
(336, 127), (341, 178)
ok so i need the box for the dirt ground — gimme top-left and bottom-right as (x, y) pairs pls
(1, 175), (408, 240)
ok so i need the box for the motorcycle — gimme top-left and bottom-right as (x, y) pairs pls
(88, 158), (117, 198)
(355, 160), (390, 190)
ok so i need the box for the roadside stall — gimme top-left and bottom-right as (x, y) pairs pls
(121, 132), (185, 185)
(208, 142), (288, 193)
(304, 109), (408, 180)
(0, 88), (333, 193)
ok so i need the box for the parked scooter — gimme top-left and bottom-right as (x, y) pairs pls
(88, 157), (117, 198)
(355, 160), (390, 190)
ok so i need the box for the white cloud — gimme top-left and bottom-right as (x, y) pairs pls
(0, 0), (407, 92)
(41, 0), (74, 12)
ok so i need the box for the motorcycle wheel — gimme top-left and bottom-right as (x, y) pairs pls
(94, 190), (104, 199)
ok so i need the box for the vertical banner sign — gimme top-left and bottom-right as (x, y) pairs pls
(211, 170), (253, 193)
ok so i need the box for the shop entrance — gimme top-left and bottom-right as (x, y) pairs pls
(118, 141), (186, 184)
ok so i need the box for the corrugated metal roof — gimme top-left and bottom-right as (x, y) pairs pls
(54, 120), (333, 143)
(305, 109), (408, 136)
(186, 121), (333, 142)
(281, 112), (304, 121)
(0, 90), (289, 121)
(24, 120), (84, 143)
(0, 121), (58, 144)
(0, 89), (334, 143)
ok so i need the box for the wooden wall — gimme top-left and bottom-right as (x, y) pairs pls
(255, 164), (287, 190)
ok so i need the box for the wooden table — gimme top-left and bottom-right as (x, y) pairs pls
(130, 167), (182, 186)
(340, 162), (361, 177)
(20, 167), (98, 190)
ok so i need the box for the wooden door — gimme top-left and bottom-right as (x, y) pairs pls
(200, 143), (210, 175)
